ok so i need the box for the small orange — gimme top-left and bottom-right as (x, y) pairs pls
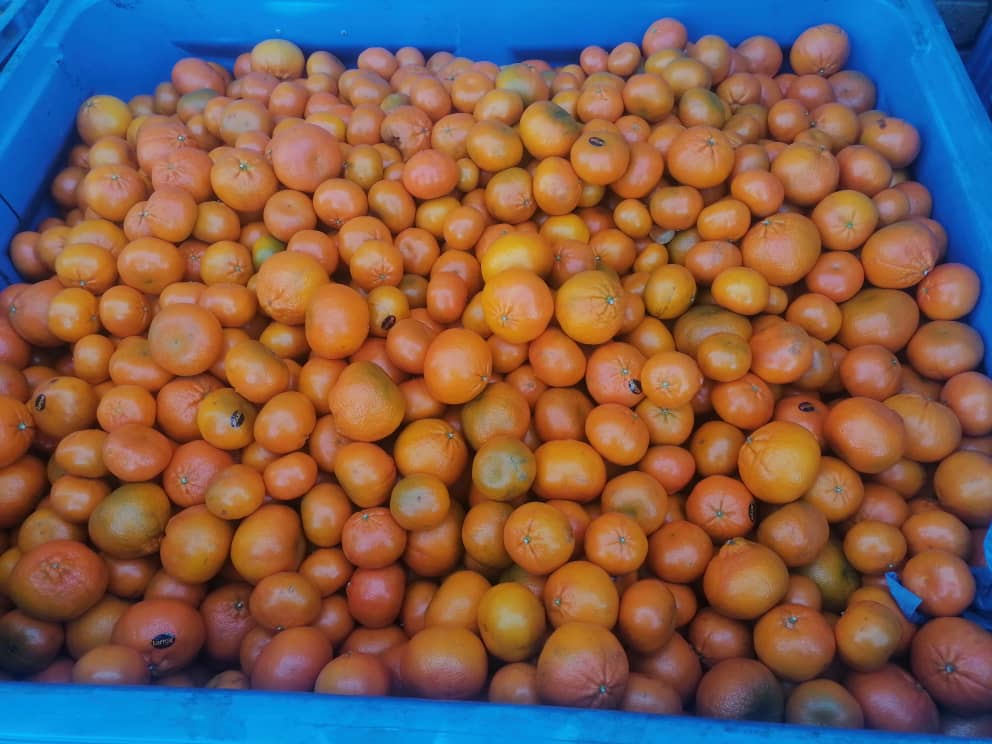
(617, 578), (677, 654)
(583, 512), (649, 575)
(389, 473), (451, 531)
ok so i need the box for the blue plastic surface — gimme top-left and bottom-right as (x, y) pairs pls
(969, 16), (992, 113)
(0, 0), (44, 68)
(0, 683), (965, 744)
(1, 1), (992, 741)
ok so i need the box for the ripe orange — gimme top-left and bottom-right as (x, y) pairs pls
(702, 538), (789, 620)
(477, 582), (547, 661)
(536, 622), (629, 708)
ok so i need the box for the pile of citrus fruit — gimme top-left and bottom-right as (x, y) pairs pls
(1, 16), (991, 733)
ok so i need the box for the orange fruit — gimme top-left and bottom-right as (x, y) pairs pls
(503, 501), (574, 576)
(738, 421), (822, 504)
(328, 361), (405, 442)
(71, 644), (151, 686)
(111, 598), (205, 677)
(477, 582), (547, 662)
(423, 328), (493, 405)
(315, 652), (391, 697)
(554, 270), (625, 345)
(835, 599), (902, 672)
(536, 622), (629, 708)
(403, 626), (487, 700)
(695, 658), (785, 722)
(8, 540), (108, 621)
(702, 538), (789, 620)
(753, 603), (836, 682)
(617, 578), (677, 654)
(543, 560), (619, 629)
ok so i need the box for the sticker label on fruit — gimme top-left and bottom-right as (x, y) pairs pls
(151, 633), (176, 650)
(886, 527), (992, 630)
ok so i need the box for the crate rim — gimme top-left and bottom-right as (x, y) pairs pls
(0, 682), (965, 743)
(967, 13), (992, 113)
(0, 0), (47, 73)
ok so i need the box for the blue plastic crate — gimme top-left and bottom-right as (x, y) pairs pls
(1, 0), (991, 741)
(969, 15), (992, 113)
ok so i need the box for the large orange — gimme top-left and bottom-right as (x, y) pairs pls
(533, 440), (607, 503)
(536, 622), (629, 708)
(403, 626), (487, 700)
(554, 270), (625, 345)
(738, 421), (821, 504)
(111, 598), (205, 677)
(305, 283), (370, 359)
(480, 269), (554, 343)
(543, 560), (619, 629)
(423, 328), (493, 405)
(702, 538), (789, 620)
(8, 540), (108, 621)
(88, 483), (172, 559)
(254, 251), (329, 325)
(741, 212), (821, 286)
(695, 658), (785, 722)
(753, 603), (835, 682)
(910, 617), (992, 715)
(393, 417), (468, 485)
(666, 126), (734, 188)
(229, 503), (305, 584)
(159, 505), (233, 584)
(824, 397), (906, 474)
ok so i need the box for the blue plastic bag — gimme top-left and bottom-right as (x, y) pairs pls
(885, 525), (992, 630)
